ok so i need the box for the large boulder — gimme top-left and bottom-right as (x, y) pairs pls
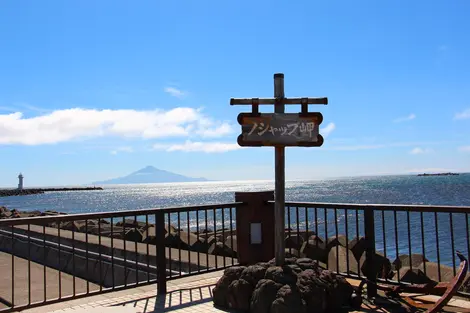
(360, 252), (392, 279)
(300, 240), (329, 263)
(296, 269), (327, 313)
(318, 269), (355, 311)
(326, 235), (348, 250)
(285, 248), (302, 258)
(271, 284), (306, 313)
(207, 235), (221, 247)
(240, 265), (267, 288)
(212, 266), (246, 308)
(296, 258), (326, 271)
(393, 254), (429, 271)
(250, 279), (283, 313)
(393, 267), (434, 284)
(415, 262), (455, 282)
(224, 235), (237, 253)
(164, 232), (186, 249)
(209, 242), (235, 257)
(213, 258), (356, 313)
(116, 219), (147, 229)
(328, 245), (362, 275)
(348, 236), (367, 262)
(178, 231), (208, 252)
(265, 266), (298, 285)
(227, 279), (253, 311)
(61, 221), (84, 232)
(285, 235), (304, 250)
(124, 228), (144, 242)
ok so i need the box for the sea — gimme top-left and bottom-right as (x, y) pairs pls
(1, 174), (470, 268)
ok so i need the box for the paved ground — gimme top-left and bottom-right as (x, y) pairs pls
(19, 271), (224, 313)
(16, 270), (470, 313)
(0, 252), (99, 307)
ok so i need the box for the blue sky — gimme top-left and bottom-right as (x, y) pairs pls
(1, 0), (470, 187)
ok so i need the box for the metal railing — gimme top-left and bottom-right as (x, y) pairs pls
(0, 203), (240, 312)
(281, 201), (470, 298)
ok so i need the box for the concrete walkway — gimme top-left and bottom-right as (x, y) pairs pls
(16, 270), (470, 313)
(19, 271), (224, 313)
(0, 252), (99, 308)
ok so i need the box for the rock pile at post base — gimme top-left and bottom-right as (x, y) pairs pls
(212, 257), (361, 313)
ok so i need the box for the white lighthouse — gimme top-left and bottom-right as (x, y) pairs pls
(18, 173), (24, 190)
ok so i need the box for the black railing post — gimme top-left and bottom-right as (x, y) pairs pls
(156, 210), (167, 295)
(364, 207), (377, 298)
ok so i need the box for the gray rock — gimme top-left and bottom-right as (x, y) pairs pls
(393, 254), (429, 271)
(227, 279), (253, 311)
(328, 245), (362, 275)
(212, 266), (246, 308)
(240, 265), (267, 288)
(250, 279), (283, 313)
(285, 234), (304, 250)
(271, 284), (306, 313)
(300, 240), (329, 263)
(265, 266), (298, 285)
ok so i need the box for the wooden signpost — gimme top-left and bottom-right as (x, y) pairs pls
(230, 73), (328, 266)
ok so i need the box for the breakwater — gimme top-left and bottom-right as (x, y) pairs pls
(0, 187), (103, 197)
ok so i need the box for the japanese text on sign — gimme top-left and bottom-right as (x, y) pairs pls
(248, 121), (316, 138)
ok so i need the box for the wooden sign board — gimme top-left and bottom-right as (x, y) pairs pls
(237, 112), (324, 147)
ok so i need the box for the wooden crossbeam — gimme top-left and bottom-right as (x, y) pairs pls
(230, 97), (328, 105)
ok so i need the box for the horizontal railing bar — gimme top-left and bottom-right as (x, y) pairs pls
(281, 201), (470, 213)
(0, 230), (184, 276)
(230, 97), (328, 105)
(0, 202), (243, 226)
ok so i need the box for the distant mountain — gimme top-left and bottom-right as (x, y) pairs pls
(92, 166), (209, 185)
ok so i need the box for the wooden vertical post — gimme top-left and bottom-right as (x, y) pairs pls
(155, 210), (167, 295)
(364, 208), (377, 298)
(274, 73), (286, 265)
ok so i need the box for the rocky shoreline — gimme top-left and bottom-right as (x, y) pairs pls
(0, 206), (469, 293)
(0, 187), (103, 197)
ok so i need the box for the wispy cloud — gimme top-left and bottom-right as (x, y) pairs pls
(110, 146), (134, 155)
(164, 87), (186, 98)
(153, 140), (241, 153)
(327, 140), (448, 151)
(328, 144), (386, 151)
(410, 147), (433, 155)
(321, 122), (335, 138)
(458, 146), (470, 152)
(393, 114), (416, 123)
(0, 107), (233, 145)
(454, 109), (470, 120)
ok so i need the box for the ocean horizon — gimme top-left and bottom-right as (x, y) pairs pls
(1, 173), (470, 268)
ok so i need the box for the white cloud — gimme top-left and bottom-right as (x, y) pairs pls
(410, 147), (433, 155)
(164, 87), (186, 98)
(327, 140), (448, 151)
(328, 144), (386, 151)
(321, 122), (335, 138)
(0, 107), (233, 145)
(153, 140), (242, 153)
(110, 146), (134, 155)
(458, 146), (470, 152)
(393, 114), (416, 123)
(454, 109), (470, 120)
